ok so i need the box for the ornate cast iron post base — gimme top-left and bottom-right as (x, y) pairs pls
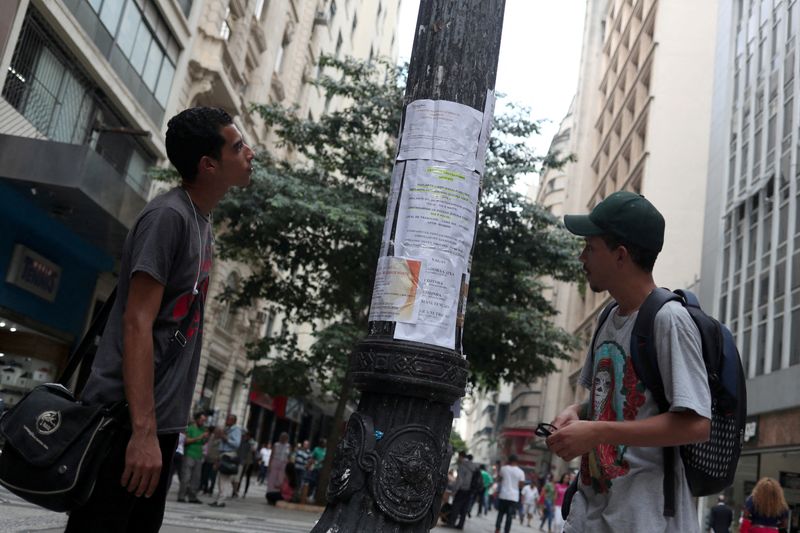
(310, 340), (468, 533)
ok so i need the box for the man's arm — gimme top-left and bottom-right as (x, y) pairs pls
(546, 410), (710, 461)
(120, 272), (165, 498)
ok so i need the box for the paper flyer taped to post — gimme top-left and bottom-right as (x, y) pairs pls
(397, 100), (483, 169)
(389, 160), (481, 349)
(394, 160), (481, 263)
(368, 256), (422, 324)
(394, 253), (464, 350)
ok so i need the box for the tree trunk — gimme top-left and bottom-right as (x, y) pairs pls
(311, 1), (505, 531)
(314, 373), (352, 507)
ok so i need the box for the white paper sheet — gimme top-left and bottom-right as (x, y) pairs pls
(390, 160), (481, 349)
(397, 100), (483, 170)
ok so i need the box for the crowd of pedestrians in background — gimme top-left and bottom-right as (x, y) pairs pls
(166, 414), (327, 509)
(438, 451), (575, 533)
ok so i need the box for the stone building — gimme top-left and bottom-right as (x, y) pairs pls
(515, 0), (719, 482)
(0, 0), (400, 445)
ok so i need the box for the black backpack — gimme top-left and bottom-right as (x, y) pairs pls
(593, 288), (747, 517)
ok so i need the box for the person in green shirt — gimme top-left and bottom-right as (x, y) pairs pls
(178, 412), (208, 503)
(307, 438), (327, 501)
(479, 464), (493, 516)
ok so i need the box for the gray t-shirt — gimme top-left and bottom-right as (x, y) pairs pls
(81, 187), (212, 434)
(564, 301), (711, 533)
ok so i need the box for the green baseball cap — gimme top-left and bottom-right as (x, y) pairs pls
(563, 191), (665, 252)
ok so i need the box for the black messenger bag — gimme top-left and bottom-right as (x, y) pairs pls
(0, 288), (121, 512)
(0, 383), (124, 512)
(0, 284), (199, 512)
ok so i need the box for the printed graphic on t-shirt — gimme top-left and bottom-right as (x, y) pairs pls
(580, 340), (646, 493)
(170, 237), (212, 341)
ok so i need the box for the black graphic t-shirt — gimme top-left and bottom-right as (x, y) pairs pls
(82, 187), (212, 433)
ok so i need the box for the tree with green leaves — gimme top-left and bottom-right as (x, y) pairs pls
(214, 55), (582, 502)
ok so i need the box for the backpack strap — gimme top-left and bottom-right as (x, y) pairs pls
(631, 287), (683, 518)
(591, 301), (618, 360)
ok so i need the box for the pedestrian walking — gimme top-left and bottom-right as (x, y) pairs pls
(477, 464), (493, 516)
(307, 439), (327, 501)
(740, 477), (789, 532)
(520, 481), (539, 527)
(494, 454), (525, 533)
(546, 191), (712, 532)
(210, 414), (242, 507)
(707, 494), (733, 533)
(267, 432), (291, 490)
(167, 432), (185, 493)
(200, 427), (220, 495)
(64, 107), (254, 532)
(257, 442), (272, 485)
(233, 430), (257, 497)
(178, 412), (208, 503)
(553, 472), (572, 531)
(538, 474), (555, 533)
(448, 450), (477, 529)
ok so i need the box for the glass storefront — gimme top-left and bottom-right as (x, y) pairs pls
(709, 449), (800, 532)
(0, 316), (68, 412)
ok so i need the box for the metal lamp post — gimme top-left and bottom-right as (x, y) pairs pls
(311, 1), (505, 531)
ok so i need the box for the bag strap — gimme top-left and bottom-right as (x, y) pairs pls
(630, 287), (683, 518)
(62, 284), (204, 395)
(58, 287), (118, 387)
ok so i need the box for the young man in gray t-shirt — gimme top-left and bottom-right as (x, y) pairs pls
(67, 107), (253, 532)
(546, 191), (712, 533)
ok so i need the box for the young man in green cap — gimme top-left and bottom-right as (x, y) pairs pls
(546, 191), (712, 532)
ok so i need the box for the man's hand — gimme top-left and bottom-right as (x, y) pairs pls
(546, 421), (598, 461)
(121, 432), (162, 497)
(551, 402), (583, 430)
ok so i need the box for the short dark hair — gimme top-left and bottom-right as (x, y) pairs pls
(193, 411), (205, 422)
(508, 454), (518, 463)
(601, 233), (659, 273)
(166, 107), (233, 182)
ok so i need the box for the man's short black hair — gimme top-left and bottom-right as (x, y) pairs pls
(193, 411), (205, 422)
(601, 233), (659, 273)
(166, 107), (233, 182)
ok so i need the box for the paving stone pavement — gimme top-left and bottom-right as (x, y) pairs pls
(0, 480), (527, 532)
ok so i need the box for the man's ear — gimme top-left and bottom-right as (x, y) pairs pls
(198, 155), (217, 174)
(615, 245), (629, 264)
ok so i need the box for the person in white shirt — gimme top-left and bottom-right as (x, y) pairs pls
(495, 454), (526, 533)
(257, 443), (272, 484)
(521, 481), (540, 527)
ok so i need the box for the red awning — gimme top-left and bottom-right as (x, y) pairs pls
(500, 428), (535, 438)
(249, 390), (273, 410)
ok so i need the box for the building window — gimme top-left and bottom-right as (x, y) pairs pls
(80, 0), (178, 110)
(176, 0), (193, 18)
(198, 367), (222, 412)
(2, 7), (155, 192)
(220, 7), (232, 41)
(274, 30), (289, 73)
(255, 0), (266, 19)
(217, 272), (240, 330)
